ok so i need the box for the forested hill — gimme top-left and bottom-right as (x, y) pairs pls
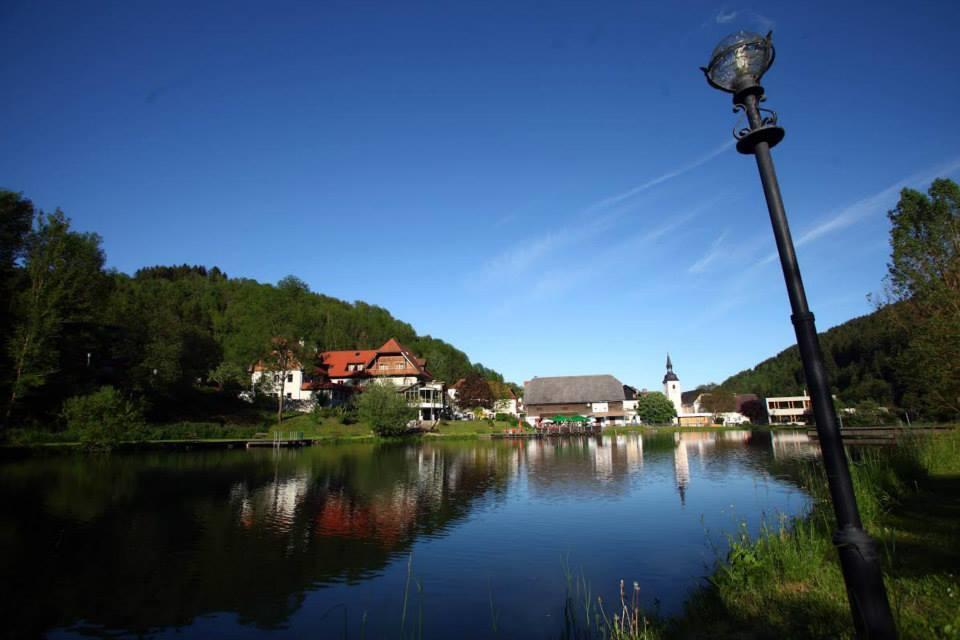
(128, 264), (507, 387)
(716, 305), (908, 407)
(0, 193), (510, 426)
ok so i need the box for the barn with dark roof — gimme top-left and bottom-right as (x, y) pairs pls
(523, 374), (627, 425)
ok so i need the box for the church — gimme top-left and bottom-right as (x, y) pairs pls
(661, 355), (714, 427)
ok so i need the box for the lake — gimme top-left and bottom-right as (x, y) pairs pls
(0, 430), (819, 639)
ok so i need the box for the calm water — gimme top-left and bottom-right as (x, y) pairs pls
(0, 431), (818, 639)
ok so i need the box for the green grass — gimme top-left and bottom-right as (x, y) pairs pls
(665, 426), (960, 639)
(601, 424), (775, 436)
(431, 419), (520, 437)
(270, 414), (375, 440)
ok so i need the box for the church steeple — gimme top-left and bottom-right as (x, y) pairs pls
(663, 353), (682, 418)
(663, 353), (679, 384)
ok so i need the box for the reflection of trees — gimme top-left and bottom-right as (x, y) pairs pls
(0, 442), (509, 637)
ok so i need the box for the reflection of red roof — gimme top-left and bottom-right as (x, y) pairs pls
(315, 493), (414, 548)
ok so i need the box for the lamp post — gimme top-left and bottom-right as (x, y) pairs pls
(701, 32), (897, 638)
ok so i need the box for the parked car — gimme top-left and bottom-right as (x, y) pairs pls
(238, 390), (255, 404)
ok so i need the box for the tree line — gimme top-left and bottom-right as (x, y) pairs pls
(715, 178), (959, 422)
(0, 190), (511, 431)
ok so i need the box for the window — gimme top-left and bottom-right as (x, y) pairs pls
(357, 364), (364, 371)
(287, 374), (294, 383)
(285, 392), (292, 399)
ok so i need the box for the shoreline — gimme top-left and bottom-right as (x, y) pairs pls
(0, 423), (827, 455)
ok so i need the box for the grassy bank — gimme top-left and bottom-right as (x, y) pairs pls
(557, 427), (960, 639)
(1, 416), (529, 448)
(664, 427), (960, 639)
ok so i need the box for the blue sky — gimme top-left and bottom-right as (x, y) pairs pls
(3, 1), (959, 391)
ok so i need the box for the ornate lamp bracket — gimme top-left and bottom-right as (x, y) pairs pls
(732, 97), (785, 155)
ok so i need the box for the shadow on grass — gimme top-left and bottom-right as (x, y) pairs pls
(671, 584), (853, 640)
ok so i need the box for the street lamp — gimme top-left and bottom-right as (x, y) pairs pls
(702, 31), (897, 638)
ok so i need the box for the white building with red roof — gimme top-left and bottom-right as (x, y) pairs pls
(253, 338), (446, 419)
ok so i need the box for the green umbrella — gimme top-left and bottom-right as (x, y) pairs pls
(551, 415), (568, 422)
(569, 415), (588, 422)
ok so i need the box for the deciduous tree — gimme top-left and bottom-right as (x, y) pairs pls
(5, 211), (106, 422)
(635, 392), (676, 424)
(883, 178), (960, 420)
(357, 382), (416, 436)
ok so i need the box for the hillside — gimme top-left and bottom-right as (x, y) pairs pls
(717, 305), (909, 406)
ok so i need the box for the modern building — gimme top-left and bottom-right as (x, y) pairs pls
(765, 395), (813, 425)
(524, 374), (628, 426)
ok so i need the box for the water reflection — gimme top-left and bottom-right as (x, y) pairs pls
(0, 431), (816, 639)
(770, 429), (821, 459)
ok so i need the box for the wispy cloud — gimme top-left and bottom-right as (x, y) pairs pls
(715, 10), (738, 24)
(700, 8), (774, 32)
(755, 156), (960, 266)
(478, 140), (734, 284)
(688, 230), (730, 273)
(510, 202), (713, 305)
(582, 140), (734, 216)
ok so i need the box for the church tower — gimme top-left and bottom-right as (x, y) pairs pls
(663, 354), (682, 415)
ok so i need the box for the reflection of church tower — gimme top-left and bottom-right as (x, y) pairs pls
(673, 434), (690, 506)
(663, 354), (682, 416)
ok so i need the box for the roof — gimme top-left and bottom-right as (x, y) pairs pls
(524, 375), (625, 405)
(318, 338), (432, 380)
(318, 349), (378, 378)
(663, 353), (679, 383)
(370, 338), (431, 378)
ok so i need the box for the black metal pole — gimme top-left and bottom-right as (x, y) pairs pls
(741, 93), (897, 639)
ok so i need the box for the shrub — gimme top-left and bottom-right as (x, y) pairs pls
(62, 386), (145, 449)
(356, 384), (416, 436)
(141, 422), (258, 440)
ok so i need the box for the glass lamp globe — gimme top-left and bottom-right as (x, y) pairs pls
(704, 31), (775, 93)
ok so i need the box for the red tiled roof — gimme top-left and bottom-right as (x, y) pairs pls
(316, 338), (432, 381)
(319, 349), (378, 378)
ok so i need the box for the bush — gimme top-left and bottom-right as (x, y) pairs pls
(62, 386), (145, 449)
(636, 392), (677, 424)
(311, 401), (358, 425)
(141, 422), (259, 440)
(356, 384), (416, 436)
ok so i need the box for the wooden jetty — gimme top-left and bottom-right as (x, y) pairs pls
(246, 431), (311, 449)
(494, 424), (603, 439)
(806, 425), (953, 445)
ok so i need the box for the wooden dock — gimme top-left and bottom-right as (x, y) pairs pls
(246, 432), (312, 449)
(493, 425), (603, 439)
(806, 425), (953, 444)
